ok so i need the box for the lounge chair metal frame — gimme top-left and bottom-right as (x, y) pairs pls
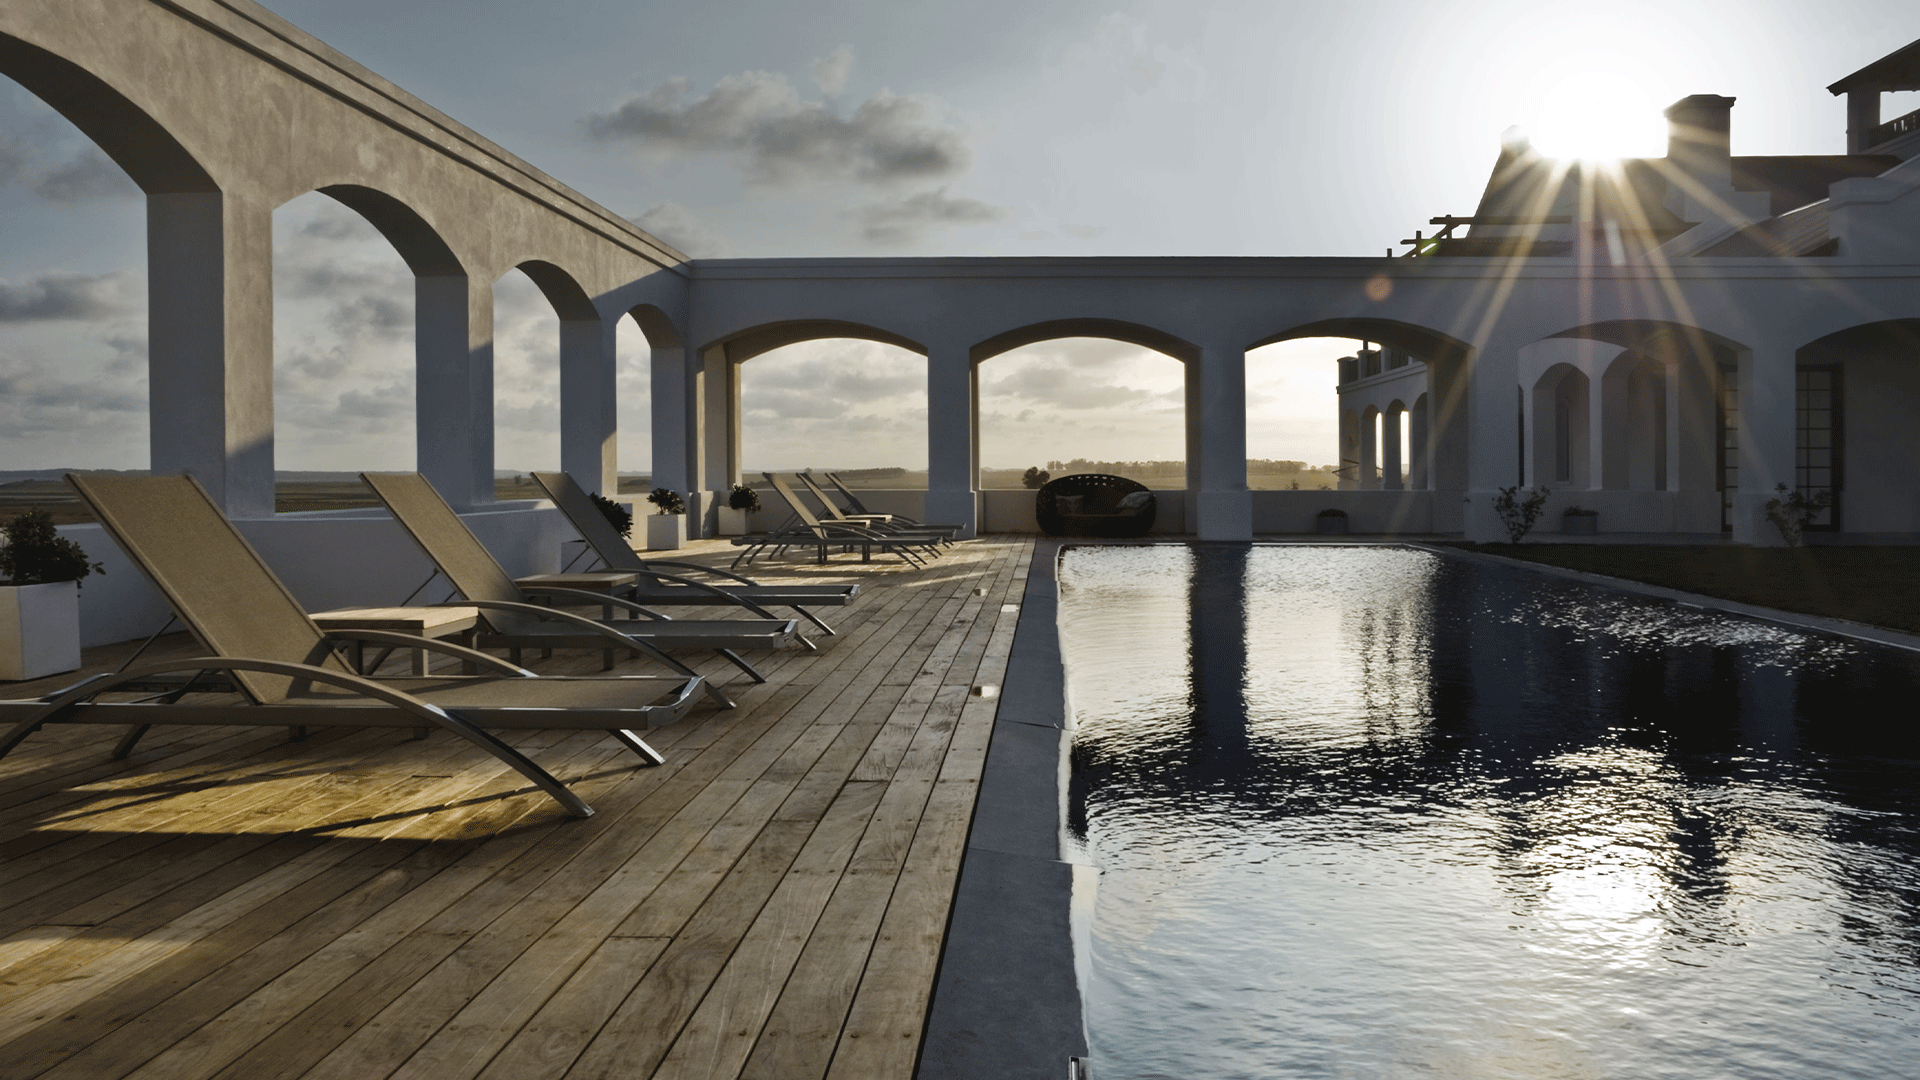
(731, 475), (946, 568)
(528, 471), (858, 638)
(360, 472), (801, 705)
(0, 474), (709, 818)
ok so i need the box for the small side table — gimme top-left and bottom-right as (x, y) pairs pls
(514, 571), (640, 620)
(312, 606), (481, 676)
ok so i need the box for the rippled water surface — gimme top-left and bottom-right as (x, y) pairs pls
(1063, 546), (1920, 1080)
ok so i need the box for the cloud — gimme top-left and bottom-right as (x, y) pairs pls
(0, 356), (146, 442)
(853, 188), (1010, 245)
(0, 271), (133, 321)
(631, 201), (729, 258)
(985, 363), (1156, 410)
(811, 46), (853, 97)
(586, 66), (970, 186)
(33, 148), (138, 202)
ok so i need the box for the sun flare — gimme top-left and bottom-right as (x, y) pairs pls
(1515, 54), (1673, 162)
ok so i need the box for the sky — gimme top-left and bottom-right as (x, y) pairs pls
(3, 0), (1919, 475)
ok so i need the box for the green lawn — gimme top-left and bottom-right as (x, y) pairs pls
(1448, 544), (1920, 634)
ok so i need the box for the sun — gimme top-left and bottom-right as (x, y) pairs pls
(1515, 53), (1673, 162)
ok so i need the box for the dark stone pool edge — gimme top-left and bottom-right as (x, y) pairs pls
(1417, 542), (1920, 654)
(918, 539), (1088, 1079)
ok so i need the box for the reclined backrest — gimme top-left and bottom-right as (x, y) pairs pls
(530, 471), (644, 573)
(762, 474), (830, 537)
(360, 472), (524, 606)
(65, 473), (348, 704)
(823, 473), (872, 515)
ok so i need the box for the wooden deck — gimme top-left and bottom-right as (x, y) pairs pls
(0, 535), (1036, 1080)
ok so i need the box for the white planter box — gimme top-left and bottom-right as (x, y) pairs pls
(646, 514), (686, 551)
(716, 507), (751, 536)
(0, 580), (82, 681)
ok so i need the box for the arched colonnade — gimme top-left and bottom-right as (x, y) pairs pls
(12, 1), (1920, 546)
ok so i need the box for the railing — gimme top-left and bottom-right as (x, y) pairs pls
(1868, 105), (1920, 149)
(1398, 215), (1572, 257)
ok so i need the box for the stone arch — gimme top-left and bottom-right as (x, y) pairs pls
(1532, 364), (1591, 487)
(627, 304), (682, 351)
(1545, 319), (1744, 529)
(1792, 319), (1920, 532)
(0, 32), (216, 194)
(1256, 318), (1470, 493)
(1597, 350), (1667, 491)
(704, 319), (926, 363)
(969, 319), (1198, 365)
(673, 320), (930, 528)
(969, 319), (1195, 508)
(314, 185), (463, 276)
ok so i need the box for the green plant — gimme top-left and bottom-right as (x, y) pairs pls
(1764, 483), (1833, 547)
(1317, 507), (1348, 518)
(727, 482), (762, 513)
(1492, 485), (1551, 543)
(1563, 505), (1596, 517)
(1021, 466), (1050, 489)
(0, 510), (103, 587)
(589, 492), (632, 538)
(647, 487), (686, 516)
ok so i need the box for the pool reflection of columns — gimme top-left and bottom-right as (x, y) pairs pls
(1187, 545), (1252, 760)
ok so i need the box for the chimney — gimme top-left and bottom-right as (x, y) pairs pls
(1665, 95), (1736, 187)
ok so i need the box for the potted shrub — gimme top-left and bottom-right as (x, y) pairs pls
(717, 482), (760, 537)
(0, 509), (103, 680)
(1562, 505), (1598, 536)
(589, 492), (632, 540)
(1315, 507), (1349, 535)
(645, 487), (687, 550)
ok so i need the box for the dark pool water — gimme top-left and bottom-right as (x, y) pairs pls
(1062, 545), (1920, 1080)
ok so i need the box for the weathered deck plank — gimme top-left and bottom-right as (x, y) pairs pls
(0, 536), (1037, 1080)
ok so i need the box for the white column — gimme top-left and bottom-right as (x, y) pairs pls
(415, 274), (493, 509)
(1358, 408), (1381, 490)
(1191, 339), (1251, 540)
(1734, 342), (1795, 544)
(147, 192), (275, 518)
(1595, 363), (1629, 489)
(649, 344), (697, 496)
(926, 342), (978, 537)
(559, 314), (617, 495)
(686, 345), (736, 537)
(1463, 336), (1524, 542)
(1665, 349), (1720, 531)
(1408, 397), (1430, 489)
(1382, 407), (1404, 490)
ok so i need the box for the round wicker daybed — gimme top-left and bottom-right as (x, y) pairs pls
(1035, 473), (1157, 538)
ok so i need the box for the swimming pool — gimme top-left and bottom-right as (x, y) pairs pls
(1061, 545), (1920, 1080)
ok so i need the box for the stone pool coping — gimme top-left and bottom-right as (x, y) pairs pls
(919, 539), (1087, 1078)
(1418, 542), (1920, 654)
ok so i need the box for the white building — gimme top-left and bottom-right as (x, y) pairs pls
(1337, 43), (1920, 535)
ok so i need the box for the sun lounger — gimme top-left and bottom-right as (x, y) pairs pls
(528, 471), (860, 637)
(731, 475), (947, 568)
(823, 472), (966, 536)
(0, 473), (705, 818)
(794, 473), (957, 542)
(361, 472), (799, 701)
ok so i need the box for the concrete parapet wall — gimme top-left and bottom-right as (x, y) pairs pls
(1251, 490), (1434, 534)
(59, 504), (564, 648)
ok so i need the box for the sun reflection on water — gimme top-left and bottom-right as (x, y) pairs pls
(1064, 545), (1920, 1080)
